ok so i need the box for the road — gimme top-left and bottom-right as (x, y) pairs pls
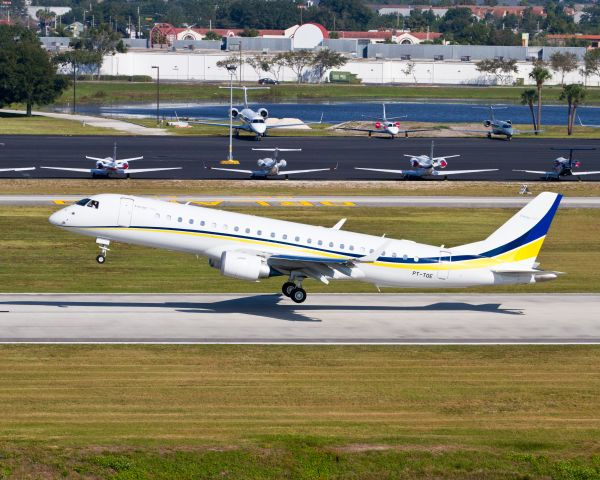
(2, 194), (600, 208)
(2, 135), (600, 181)
(1, 293), (598, 344)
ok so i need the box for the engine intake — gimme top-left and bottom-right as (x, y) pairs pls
(230, 107), (239, 118)
(258, 108), (269, 119)
(219, 251), (270, 281)
(483, 120), (491, 127)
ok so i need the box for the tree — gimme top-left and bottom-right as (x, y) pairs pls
(549, 51), (579, 85)
(520, 88), (538, 132)
(559, 84), (586, 135)
(216, 55), (242, 80)
(71, 24), (127, 78)
(54, 49), (103, 78)
(277, 50), (314, 84)
(529, 64), (552, 132)
(245, 54), (271, 79)
(475, 58), (518, 85)
(311, 49), (347, 82)
(402, 61), (417, 84)
(239, 28), (259, 37)
(204, 30), (222, 41)
(0, 26), (68, 116)
(582, 49), (600, 86)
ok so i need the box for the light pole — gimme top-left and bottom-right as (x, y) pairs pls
(151, 65), (160, 125)
(226, 64), (236, 163)
(73, 60), (77, 114)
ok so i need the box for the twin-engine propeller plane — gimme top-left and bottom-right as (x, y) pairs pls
(40, 143), (182, 178)
(335, 104), (436, 139)
(205, 147), (336, 179)
(464, 105), (541, 140)
(49, 191), (562, 304)
(190, 86), (318, 141)
(514, 147), (600, 180)
(355, 141), (497, 179)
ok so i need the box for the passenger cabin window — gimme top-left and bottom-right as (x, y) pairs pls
(283, 234), (288, 240)
(307, 238), (312, 244)
(166, 215), (172, 221)
(340, 244), (345, 250)
(270, 232), (275, 238)
(329, 242), (334, 247)
(295, 236), (300, 242)
(349, 245), (354, 251)
(369, 249), (374, 254)
(189, 219), (194, 225)
(318, 240), (323, 246)
(200, 221), (205, 226)
(76, 198), (91, 206)
(245, 228), (250, 234)
(178, 217), (183, 223)
(234, 226), (239, 232)
(257, 230), (262, 236)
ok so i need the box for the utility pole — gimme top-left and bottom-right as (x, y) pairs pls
(226, 65), (236, 163)
(151, 66), (160, 125)
(138, 6), (141, 38)
(73, 60), (77, 114)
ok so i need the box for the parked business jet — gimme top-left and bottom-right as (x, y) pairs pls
(191, 86), (318, 140)
(336, 104), (436, 139)
(355, 141), (497, 179)
(205, 147), (336, 179)
(40, 143), (182, 178)
(49, 191), (562, 303)
(514, 147), (600, 180)
(464, 105), (541, 140)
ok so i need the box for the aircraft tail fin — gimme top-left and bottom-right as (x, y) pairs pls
(459, 192), (562, 267)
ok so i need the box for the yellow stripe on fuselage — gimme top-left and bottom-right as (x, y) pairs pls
(80, 227), (545, 272)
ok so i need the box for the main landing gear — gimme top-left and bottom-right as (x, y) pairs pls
(95, 237), (110, 264)
(281, 276), (307, 303)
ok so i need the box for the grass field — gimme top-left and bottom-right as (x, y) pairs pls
(0, 345), (599, 478)
(0, 112), (124, 136)
(58, 81), (600, 105)
(2, 179), (600, 197)
(1, 205), (598, 293)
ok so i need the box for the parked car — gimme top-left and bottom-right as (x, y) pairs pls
(258, 78), (278, 85)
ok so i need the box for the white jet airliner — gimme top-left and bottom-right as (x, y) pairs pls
(49, 192), (562, 304)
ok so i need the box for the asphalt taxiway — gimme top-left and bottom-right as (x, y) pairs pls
(1, 293), (598, 344)
(2, 136), (600, 181)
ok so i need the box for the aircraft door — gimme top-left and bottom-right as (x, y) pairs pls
(437, 250), (451, 280)
(117, 197), (134, 227)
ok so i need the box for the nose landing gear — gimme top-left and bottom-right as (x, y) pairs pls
(95, 237), (111, 264)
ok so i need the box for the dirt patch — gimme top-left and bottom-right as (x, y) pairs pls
(328, 443), (469, 454)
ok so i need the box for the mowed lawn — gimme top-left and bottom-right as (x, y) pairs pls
(0, 346), (599, 478)
(0, 205), (598, 293)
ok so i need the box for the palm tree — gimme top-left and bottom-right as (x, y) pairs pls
(520, 89), (538, 133)
(559, 84), (586, 135)
(529, 64), (552, 132)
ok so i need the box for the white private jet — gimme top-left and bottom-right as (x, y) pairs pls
(514, 147), (600, 180)
(335, 104), (436, 139)
(191, 86), (318, 140)
(355, 141), (497, 179)
(462, 105), (542, 140)
(49, 191), (562, 304)
(40, 143), (182, 178)
(167, 112), (191, 128)
(205, 147), (336, 179)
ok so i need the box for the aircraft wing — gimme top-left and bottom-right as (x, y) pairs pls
(206, 167), (254, 174)
(267, 121), (319, 129)
(433, 169), (498, 176)
(85, 156), (109, 162)
(513, 169), (553, 175)
(572, 171), (600, 176)
(118, 156), (144, 162)
(40, 166), (93, 173)
(335, 126), (381, 134)
(276, 167), (336, 176)
(0, 167), (35, 172)
(125, 167), (182, 174)
(355, 167), (416, 176)
(513, 129), (544, 135)
(188, 120), (245, 128)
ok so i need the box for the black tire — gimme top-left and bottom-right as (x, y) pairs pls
(282, 282), (295, 297)
(96, 254), (106, 264)
(487, 133), (492, 139)
(290, 287), (307, 304)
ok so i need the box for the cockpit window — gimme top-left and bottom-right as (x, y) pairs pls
(252, 119), (264, 123)
(76, 198), (91, 206)
(87, 200), (99, 209)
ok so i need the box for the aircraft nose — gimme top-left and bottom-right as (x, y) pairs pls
(255, 124), (267, 134)
(49, 209), (67, 226)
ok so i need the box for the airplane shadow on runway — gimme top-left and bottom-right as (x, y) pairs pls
(0, 295), (524, 323)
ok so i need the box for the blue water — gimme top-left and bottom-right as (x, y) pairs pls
(57, 101), (600, 126)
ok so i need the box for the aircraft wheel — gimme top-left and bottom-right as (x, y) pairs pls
(391, 135), (395, 139)
(282, 282), (296, 297)
(96, 254), (106, 264)
(290, 287), (307, 304)
(487, 133), (492, 139)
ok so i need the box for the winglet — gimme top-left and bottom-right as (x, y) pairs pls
(331, 162), (338, 171)
(332, 218), (346, 230)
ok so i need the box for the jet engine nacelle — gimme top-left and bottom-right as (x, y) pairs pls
(375, 122), (381, 129)
(258, 108), (269, 119)
(437, 159), (447, 169)
(230, 107), (239, 118)
(411, 159), (420, 168)
(483, 120), (492, 127)
(220, 251), (270, 281)
(277, 159), (287, 169)
(506, 120), (512, 125)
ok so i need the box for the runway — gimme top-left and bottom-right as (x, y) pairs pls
(1, 294), (598, 344)
(2, 194), (600, 208)
(2, 135), (600, 181)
